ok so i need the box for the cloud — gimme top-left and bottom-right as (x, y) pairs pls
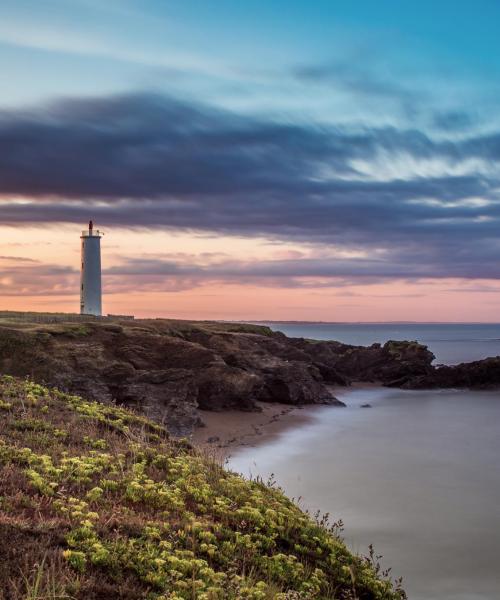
(0, 255), (37, 262)
(102, 249), (500, 293)
(0, 92), (494, 202)
(6, 247), (500, 299)
(292, 60), (421, 107)
(1, 92), (500, 282)
(0, 257), (77, 296)
(432, 110), (476, 132)
(0, 17), (230, 78)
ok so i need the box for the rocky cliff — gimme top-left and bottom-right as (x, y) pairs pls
(0, 315), (496, 435)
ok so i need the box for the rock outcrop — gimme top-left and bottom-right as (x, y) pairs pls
(393, 356), (500, 389)
(0, 319), (343, 434)
(0, 316), (497, 435)
(290, 338), (435, 385)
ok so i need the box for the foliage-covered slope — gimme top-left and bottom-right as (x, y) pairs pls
(0, 376), (405, 599)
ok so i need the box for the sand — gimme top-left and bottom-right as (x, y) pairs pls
(190, 383), (381, 459)
(191, 401), (320, 459)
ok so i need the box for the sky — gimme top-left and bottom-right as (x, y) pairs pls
(1, 0), (500, 321)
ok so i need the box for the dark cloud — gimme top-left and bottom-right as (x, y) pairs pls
(0, 92), (496, 205)
(1, 92), (500, 281)
(432, 110), (476, 132)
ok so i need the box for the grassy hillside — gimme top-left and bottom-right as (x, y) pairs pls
(0, 311), (274, 336)
(0, 376), (405, 599)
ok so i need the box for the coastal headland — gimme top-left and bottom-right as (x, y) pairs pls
(1, 311), (499, 442)
(1, 311), (499, 598)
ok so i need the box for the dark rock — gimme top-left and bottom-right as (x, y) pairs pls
(109, 369), (199, 436)
(101, 361), (135, 383)
(0, 318), (498, 436)
(400, 356), (500, 389)
(292, 338), (435, 384)
(312, 361), (351, 386)
(257, 362), (337, 405)
(330, 397), (346, 407)
(0, 320), (341, 433)
(195, 363), (262, 411)
(360, 403), (372, 408)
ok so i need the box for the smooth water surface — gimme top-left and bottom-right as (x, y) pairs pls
(259, 322), (500, 365)
(229, 388), (500, 600)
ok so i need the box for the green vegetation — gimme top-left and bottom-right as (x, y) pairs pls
(211, 323), (274, 337)
(384, 341), (421, 359)
(0, 376), (405, 599)
(0, 311), (273, 337)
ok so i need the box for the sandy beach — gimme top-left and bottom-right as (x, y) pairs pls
(191, 401), (321, 458)
(191, 383), (380, 458)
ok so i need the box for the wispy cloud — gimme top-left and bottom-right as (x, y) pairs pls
(292, 60), (423, 110)
(0, 19), (231, 79)
(0, 257), (77, 296)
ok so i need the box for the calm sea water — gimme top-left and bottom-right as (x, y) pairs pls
(230, 324), (500, 599)
(258, 322), (500, 365)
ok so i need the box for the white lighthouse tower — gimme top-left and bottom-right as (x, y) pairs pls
(80, 220), (102, 316)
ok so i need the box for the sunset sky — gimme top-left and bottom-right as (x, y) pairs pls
(1, 0), (500, 321)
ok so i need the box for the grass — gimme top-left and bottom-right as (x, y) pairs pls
(0, 376), (406, 599)
(0, 311), (274, 337)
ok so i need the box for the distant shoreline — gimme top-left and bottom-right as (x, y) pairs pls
(246, 320), (500, 325)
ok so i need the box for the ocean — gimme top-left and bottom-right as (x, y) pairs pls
(256, 321), (500, 365)
(230, 323), (500, 600)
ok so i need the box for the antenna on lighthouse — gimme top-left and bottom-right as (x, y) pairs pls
(80, 220), (102, 316)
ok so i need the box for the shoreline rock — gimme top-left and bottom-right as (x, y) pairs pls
(389, 356), (500, 389)
(0, 316), (498, 434)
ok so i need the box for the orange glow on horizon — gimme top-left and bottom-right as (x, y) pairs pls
(1, 225), (500, 323)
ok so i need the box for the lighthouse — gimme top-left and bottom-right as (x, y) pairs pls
(80, 220), (102, 316)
